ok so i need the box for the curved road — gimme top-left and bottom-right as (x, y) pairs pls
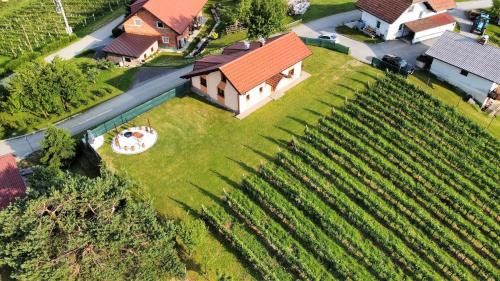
(0, 0), (493, 158)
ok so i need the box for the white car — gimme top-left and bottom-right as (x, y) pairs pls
(318, 33), (339, 44)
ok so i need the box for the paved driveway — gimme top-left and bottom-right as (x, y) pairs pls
(45, 15), (125, 62)
(292, 0), (493, 64)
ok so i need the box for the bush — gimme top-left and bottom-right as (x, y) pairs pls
(40, 126), (76, 169)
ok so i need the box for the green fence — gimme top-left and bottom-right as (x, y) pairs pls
(371, 57), (409, 77)
(89, 82), (190, 137)
(299, 37), (350, 54)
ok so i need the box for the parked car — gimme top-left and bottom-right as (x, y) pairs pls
(381, 55), (415, 75)
(318, 33), (339, 44)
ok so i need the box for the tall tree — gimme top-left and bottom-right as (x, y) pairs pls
(0, 168), (187, 281)
(40, 126), (76, 169)
(238, 0), (288, 39)
(49, 58), (89, 110)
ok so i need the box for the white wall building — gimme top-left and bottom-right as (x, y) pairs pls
(181, 32), (312, 116)
(426, 31), (500, 104)
(357, 0), (456, 43)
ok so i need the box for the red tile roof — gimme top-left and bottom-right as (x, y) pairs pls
(182, 32), (312, 94)
(103, 33), (157, 58)
(427, 0), (456, 11)
(127, 0), (208, 34)
(0, 154), (26, 210)
(405, 12), (455, 32)
(356, 0), (455, 23)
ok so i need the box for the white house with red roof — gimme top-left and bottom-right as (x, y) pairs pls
(357, 0), (456, 44)
(103, 0), (207, 66)
(181, 32), (312, 117)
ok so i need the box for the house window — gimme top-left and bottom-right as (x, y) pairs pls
(217, 88), (225, 98)
(156, 21), (165, 29)
(259, 86), (264, 93)
(419, 11), (424, 18)
(246, 94), (250, 101)
(460, 69), (469, 76)
(376, 21), (381, 29)
(408, 5), (414, 12)
(200, 77), (207, 87)
(151, 47), (154, 52)
(162, 36), (170, 44)
(221, 74), (227, 83)
(399, 24), (404, 31)
(288, 68), (295, 77)
(134, 19), (142, 26)
(124, 57), (131, 62)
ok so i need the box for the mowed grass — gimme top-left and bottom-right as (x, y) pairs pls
(100, 47), (380, 279)
(300, 0), (356, 22)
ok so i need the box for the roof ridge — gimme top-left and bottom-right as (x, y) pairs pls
(220, 32), (294, 72)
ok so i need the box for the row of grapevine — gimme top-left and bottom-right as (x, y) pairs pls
(201, 73), (499, 280)
(0, 0), (128, 56)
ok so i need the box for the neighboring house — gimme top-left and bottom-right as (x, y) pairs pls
(0, 154), (26, 210)
(425, 31), (500, 104)
(181, 32), (312, 116)
(103, 0), (207, 66)
(357, 0), (456, 44)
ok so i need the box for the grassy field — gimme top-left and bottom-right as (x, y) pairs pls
(100, 44), (499, 279)
(300, 0), (356, 22)
(485, 23), (500, 47)
(100, 47), (380, 279)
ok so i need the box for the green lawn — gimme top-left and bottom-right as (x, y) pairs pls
(336, 25), (383, 44)
(300, 0), (356, 22)
(485, 23), (500, 47)
(100, 47), (381, 279)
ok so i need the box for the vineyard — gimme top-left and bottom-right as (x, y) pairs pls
(0, 0), (127, 57)
(202, 72), (500, 280)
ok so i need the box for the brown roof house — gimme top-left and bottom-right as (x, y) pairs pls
(0, 154), (26, 210)
(181, 32), (312, 118)
(103, 0), (207, 66)
(357, 0), (456, 43)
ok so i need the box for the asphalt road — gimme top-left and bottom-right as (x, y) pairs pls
(0, 65), (192, 158)
(1, 0), (493, 158)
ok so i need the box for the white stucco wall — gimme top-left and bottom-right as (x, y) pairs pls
(362, 3), (446, 40)
(191, 61), (304, 114)
(412, 22), (455, 43)
(430, 59), (497, 102)
(191, 70), (239, 112)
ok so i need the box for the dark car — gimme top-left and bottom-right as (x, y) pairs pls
(381, 55), (415, 75)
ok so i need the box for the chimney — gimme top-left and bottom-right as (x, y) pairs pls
(259, 37), (266, 47)
(243, 40), (250, 50)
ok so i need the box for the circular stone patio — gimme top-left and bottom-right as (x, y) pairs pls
(111, 127), (157, 155)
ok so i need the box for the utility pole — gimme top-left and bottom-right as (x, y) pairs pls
(53, 0), (73, 35)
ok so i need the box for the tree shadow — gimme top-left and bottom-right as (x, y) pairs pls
(315, 98), (334, 108)
(225, 156), (258, 175)
(169, 196), (200, 219)
(209, 169), (240, 190)
(303, 107), (322, 117)
(258, 134), (288, 148)
(242, 144), (274, 162)
(190, 181), (224, 205)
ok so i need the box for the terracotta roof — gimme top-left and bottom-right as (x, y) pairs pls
(266, 73), (286, 90)
(356, 0), (455, 23)
(427, 0), (456, 11)
(182, 32), (312, 94)
(0, 154), (26, 210)
(405, 13), (455, 32)
(127, 0), (207, 34)
(103, 33), (157, 58)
